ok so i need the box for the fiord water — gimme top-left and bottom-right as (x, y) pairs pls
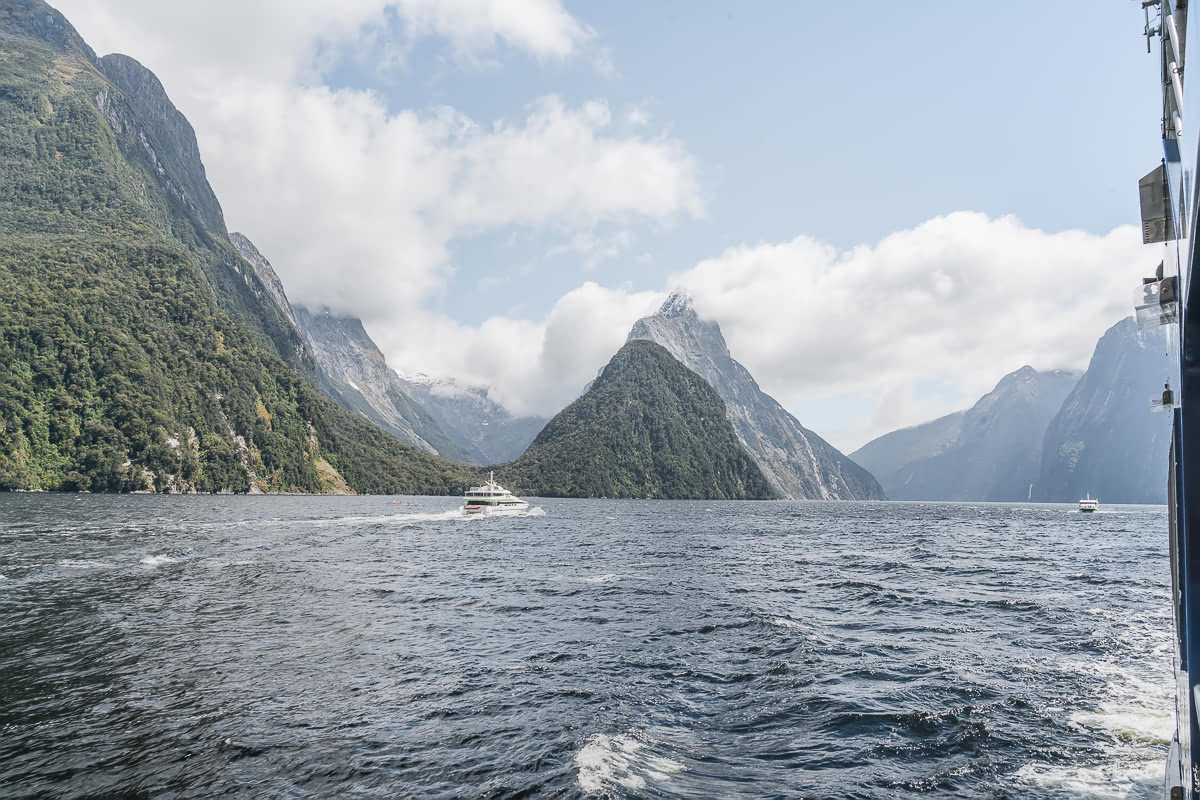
(0, 495), (1171, 798)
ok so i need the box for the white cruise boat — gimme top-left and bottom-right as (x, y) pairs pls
(462, 472), (529, 516)
(1079, 494), (1099, 513)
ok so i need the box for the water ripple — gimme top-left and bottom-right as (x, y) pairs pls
(0, 495), (1171, 798)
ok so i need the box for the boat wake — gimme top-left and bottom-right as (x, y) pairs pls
(1016, 659), (1172, 798)
(1014, 759), (1160, 800)
(140, 553), (183, 567)
(574, 732), (683, 794)
(289, 507), (549, 529)
(58, 559), (116, 569)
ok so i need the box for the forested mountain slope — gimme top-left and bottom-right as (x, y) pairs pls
(0, 0), (473, 494)
(496, 340), (775, 499)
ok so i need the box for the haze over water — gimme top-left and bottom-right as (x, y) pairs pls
(0, 496), (1170, 798)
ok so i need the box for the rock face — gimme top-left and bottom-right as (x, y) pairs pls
(399, 376), (547, 465)
(849, 412), (965, 490)
(97, 54), (227, 236)
(1036, 317), (1172, 504)
(498, 340), (775, 499)
(857, 367), (1080, 501)
(229, 233), (300, 331)
(627, 293), (885, 500)
(227, 232), (470, 461)
(292, 307), (473, 462)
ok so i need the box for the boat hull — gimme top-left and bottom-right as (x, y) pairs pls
(463, 502), (530, 517)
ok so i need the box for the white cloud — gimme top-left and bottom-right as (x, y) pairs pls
(56, 0), (592, 85)
(394, 0), (593, 60)
(51, 4), (1153, 453)
(670, 213), (1155, 449)
(371, 214), (1152, 447)
(547, 228), (637, 271)
(199, 90), (698, 318)
(373, 282), (663, 416)
(54, 0), (701, 318)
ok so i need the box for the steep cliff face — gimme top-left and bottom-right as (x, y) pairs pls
(1036, 318), (1172, 504)
(498, 340), (775, 499)
(0, 1), (474, 494)
(873, 367), (1080, 501)
(627, 293), (884, 500)
(227, 233), (470, 461)
(293, 308), (473, 462)
(849, 411), (965, 488)
(97, 53), (226, 236)
(69, 43), (304, 367)
(228, 232), (301, 332)
(399, 376), (547, 465)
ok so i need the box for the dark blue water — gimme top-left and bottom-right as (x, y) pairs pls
(0, 496), (1171, 798)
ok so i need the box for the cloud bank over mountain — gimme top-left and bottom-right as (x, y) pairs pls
(383, 214), (1150, 444)
(54, 2), (1157, 448)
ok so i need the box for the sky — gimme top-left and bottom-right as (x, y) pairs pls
(54, 0), (1165, 451)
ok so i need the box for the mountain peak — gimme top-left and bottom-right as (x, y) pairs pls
(657, 291), (695, 318)
(97, 52), (227, 235)
(0, 0), (98, 64)
(1006, 365), (1038, 383)
(627, 292), (884, 500)
(498, 339), (776, 499)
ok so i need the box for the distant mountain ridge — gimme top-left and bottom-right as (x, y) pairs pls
(227, 233), (473, 462)
(397, 377), (547, 465)
(627, 293), (884, 500)
(848, 411), (965, 489)
(293, 307), (475, 462)
(498, 339), (775, 499)
(852, 367), (1079, 501)
(1035, 318), (1171, 504)
(854, 316), (1173, 504)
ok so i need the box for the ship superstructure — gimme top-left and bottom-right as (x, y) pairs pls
(462, 472), (529, 516)
(1141, 2), (1195, 795)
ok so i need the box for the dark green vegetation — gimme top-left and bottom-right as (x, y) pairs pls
(628, 293), (886, 500)
(0, 3), (473, 493)
(497, 340), (775, 499)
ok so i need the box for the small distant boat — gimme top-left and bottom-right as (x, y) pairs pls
(1079, 494), (1099, 513)
(462, 472), (529, 517)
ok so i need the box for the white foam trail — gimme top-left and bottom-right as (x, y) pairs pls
(1014, 760), (1160, 799)
(581, 574), (619, 584)
(1070, 672), (1174, 743)
(290, 506), (547, 528)
(348, 510), (465, 525)
(140, 554), (179, 566)
(646, 757), (685, 779)
(770, 618), (805, 630)
(575, 733), (683, 794)
(288, 510), (465, 528)
(59, 560), (115, 569)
